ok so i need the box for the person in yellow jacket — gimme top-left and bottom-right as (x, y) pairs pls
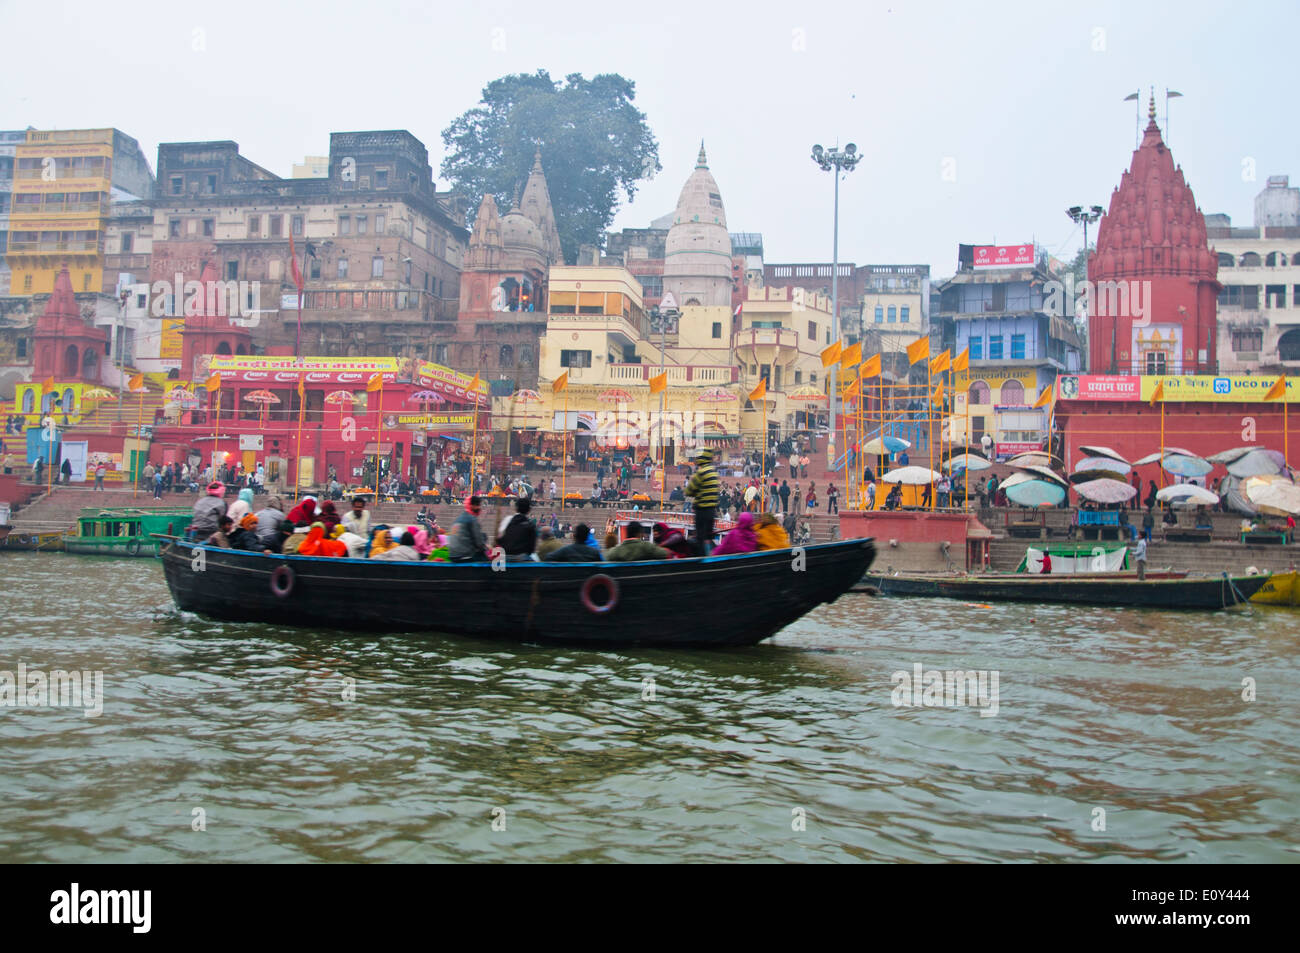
(754, 513), (791, 550)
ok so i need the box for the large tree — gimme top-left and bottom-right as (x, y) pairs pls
(440, 71), (660, 264)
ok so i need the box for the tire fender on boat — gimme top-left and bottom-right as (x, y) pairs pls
(270, 564), (296, 599)
(580, 573), (619, 615)
(125, 537), (142, 556)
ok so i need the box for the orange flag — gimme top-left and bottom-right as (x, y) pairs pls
(40, 376), (56, 393)
(1264, 375), (1287, 401)
(366, 372), (384, 392)
(1149, 380), (1165, 407)
(748, 377), (767, 402)
(127, 373), (144, 392)
(820, 341), (842, 368)
(929, 349), (951, 375)
(907, 336), (930, 365)
(297, 376), (306, 399)
(859, 353), (882, 379)
(649, 371), (668, 394)
(552, 371), (568, 393)
(839, 341), (862, 369)
(952, 347), (970, 373)
(205, 373), (221, 391)
(1033, 385), (1053, 408)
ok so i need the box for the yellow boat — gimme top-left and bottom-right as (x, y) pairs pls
(1249, 570), (1299, 605)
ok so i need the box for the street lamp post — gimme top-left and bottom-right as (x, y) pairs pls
(811, 142), (862, 477)
(1066, 204), (1105, 366)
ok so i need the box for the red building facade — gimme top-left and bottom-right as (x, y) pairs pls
(32, 265), (108, 383)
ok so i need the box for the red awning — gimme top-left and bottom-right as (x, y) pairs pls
(361, 442), (394, 455)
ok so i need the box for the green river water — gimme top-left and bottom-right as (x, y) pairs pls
(0, 552), (1296, 862)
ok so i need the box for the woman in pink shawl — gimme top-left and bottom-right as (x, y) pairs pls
(712, 512), (758, 555)
(409, 526), (433, 558)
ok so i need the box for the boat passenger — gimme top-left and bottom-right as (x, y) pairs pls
(255, 496), (285, 546)
(230, 514), (262, 551)
(544, 523), (602, 562)
(318, 500), (342, 535)
(205, 515), (235, 549)
(286, 496), (318, 527)
(712, 512), (759, 556)
(754, 513), (791, 551)
(446, 496), (489, 562)
(372, 530), (420, 561)
(368, 528), (398, 557)
(1040, 551), (1052, 574)
(228, 487), (256, 525)
(296, 523), (329, 556)
(191, 482), (227, 540)
(342, 496), (370, 537)
(498, 498), (538, 559)
(605, 521), (670, 561)
(652, 522), (695, 558)
(334, 526), (367, 558)
(684, 448), (720, 553)
(536, 526), (565, 559)
(410, 526), (434, 559)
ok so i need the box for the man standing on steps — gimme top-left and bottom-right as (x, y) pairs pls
(684, 448), (720, 553)
(93, 462), (106, 492)
(1133, 535), (1147, 581)
(779, 479), (790, 515)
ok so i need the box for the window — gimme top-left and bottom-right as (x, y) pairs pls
(810, 372), (817, 384)
(337, 258), (349, 278)
(712, 322), (722, 339)
(1266, 285), (1286, 308)
(988, 336), (1004, 360)
(338, 215), (351, 235)
(205, 174), (217, 194)
(225, 260), (238, 280)
(1011, 334), (1026, 360)
(999, 380), (1024, 405)
(887, 306), (897, 323)
(403, 260), (412, 284)
(969, 380), (990, 404)
(309, 258), (321, 280)
(291, 215), (304, 236)
(808, 321), (817, 338)
(499, 345), (514, 367)
(23, 274), (32, 291)
(875, 306), (884, 324)
(168, 218), (181, 238)
(356, 216), (367, 235)
(1232, 329), (1263, 352)
(1145, 351), (1168, 375)
(371, 256), (384, 278)
(120, 232), (133, 253)
(900, 306), (910, 323)
(375, 214), (385, 234)
(169, 176), (183, 195)
(83, 274), (91, 291)
(560, 349), (592, 368)
(202, 218), (214, 237)
(375, 169), (388, 188)
(248, 215), (260, 238)
(435, 344), (448, 363)
(269, 215), (282, 238)
(970, 336), (983, 360)
(1294, 285), (1300, 307)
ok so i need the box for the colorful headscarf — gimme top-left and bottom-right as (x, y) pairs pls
(712, 512), (758, 556)
(296, 522), (326, 556)
(369, 529), (396, 556)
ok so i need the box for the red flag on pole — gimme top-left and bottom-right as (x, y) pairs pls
(289, 231), (304, 292)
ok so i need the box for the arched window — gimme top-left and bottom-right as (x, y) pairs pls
(499, 344), (514, 367)
(62, 388), (75, 412)
(1217, 252), (1235, 268)
(1292, 252), (1300, 266)
(235, 343), (248, 355)
(968, 380), (991, 404)
(82, 349), (98, 379)
(518, 345), (532, 367)
(999, 379), (1025, 405)
(1266, 252), (1283, 267)
(1240, 252), (1262, 267)
(63, 345), (79, 376)
(1279, 328), (1300, 362)
(21, 389), (34, 413)
(215, 341), (232, 355)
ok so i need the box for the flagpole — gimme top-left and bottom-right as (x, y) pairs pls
(132, 386), (144, 499)
(469, 390), (480, 496)
(560, 389), (568, 508)
(375, 379), (384, 498)
(294, 378), (306, 498)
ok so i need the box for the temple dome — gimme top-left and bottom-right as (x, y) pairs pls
(663, 142), (732, 307)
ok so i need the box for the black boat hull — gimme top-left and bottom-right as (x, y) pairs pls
(161, 538), (876, 646)
(863, 571), (1271, 610)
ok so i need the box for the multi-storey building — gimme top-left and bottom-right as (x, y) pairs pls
(1209, 176), (1300, 372)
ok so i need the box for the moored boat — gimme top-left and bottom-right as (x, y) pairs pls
(861, 570), (1271, 610)
(1248, 569), (1299, 606)
(64, 507), (194, 557)
(0, 528), (67, 551)
(160, 536), (876, 646)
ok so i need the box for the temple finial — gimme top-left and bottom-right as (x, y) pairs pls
(696, 140), (708, 168)
(1148, 87), (1156, 121)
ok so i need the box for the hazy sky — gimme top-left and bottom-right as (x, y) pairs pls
(4, 0), (1296, 276)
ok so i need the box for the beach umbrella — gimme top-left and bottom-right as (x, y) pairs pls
(1161, 452), (1213, 479)
(1004, 478), (1067, 507)
(1075, 455), (1132, 476)
(1006, 451), (1061, 469)
(881, 465), (942, 485)
(324, 390), (356, 405)
(1207, 445), (1263, 465)
(1077, 445), (1131, 466)
(597, 388), (634, 403)
(863, 435), (911, 456)
(1014, 464), (1070, 487)
(1068, 468), (1126, 484)
(408, 389), (446, 407)
(1073, 478), (1137, 505)
(787, 385), (827, 402)
(243, 389), (280, 405)
(165, 386), (196, 402)
(696, 387), (737, 403)
(1156, 484), (1219, 506)
(943, 453), (992, 472)
(510, 389), (543, 403)
(1243, 475), (1300, 516)
(82, 387), (116, 400)
(1226, 448), (1287, 478)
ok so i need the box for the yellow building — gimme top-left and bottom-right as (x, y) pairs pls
(733, 285), (833, 438)
(7, 128), (154, 296)
(531, 264), (740, 464)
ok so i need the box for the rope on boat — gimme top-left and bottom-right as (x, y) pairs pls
(1222, 571), (1248, 607)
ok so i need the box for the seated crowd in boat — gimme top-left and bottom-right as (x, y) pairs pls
(188, 484), (795, 562)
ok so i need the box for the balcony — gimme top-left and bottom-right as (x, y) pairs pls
(732, 327), (799, 356)
(605, 364), (739, 385)
(6, 239), (100, 254)
(548, 310), (648, 344)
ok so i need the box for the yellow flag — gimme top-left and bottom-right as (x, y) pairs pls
(552, 372), (568, 394)
(649, 371), (668, 394)
(40, 376), (56, 393)
(906, 336), (930, 365)
(929, 349), (951, 375)
(366, 372), (384, 392)
(1033, 385), (1053, 409)
(820, 341), (842, 368)
(1149, 380), (1165, 406)
(748, 377), (767, 402)
(297, 376), (306, 399)
(469, 373), (481, 393)
(205, 373), (221, 391)
(127, 373), (144, 392)
(859, 353), (882, 379)
(952, 348), (969, 373)
(1264, 375), (1287, 401)
(932, 381), (945, 407)
(839, 341), (862, 369)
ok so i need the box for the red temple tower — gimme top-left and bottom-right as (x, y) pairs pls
(180, 260), (252, 379)
(32, 264), (108, 383)
(1088, 94), (1219, 375)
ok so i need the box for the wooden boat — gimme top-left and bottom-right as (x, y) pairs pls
(64, 507), (194, 557)
(1248, 570), (1299, 606)
(159, 536), (876, 646)
(861, 570), (1272, 610)
(0, 528), (66, 552)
